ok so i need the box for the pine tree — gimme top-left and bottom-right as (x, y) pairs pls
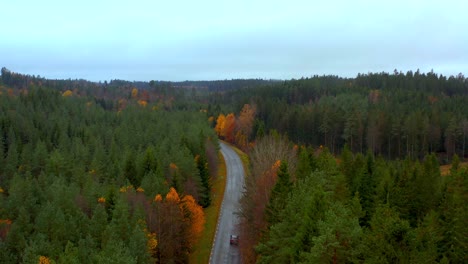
(296, 147), (312, 180)
(196, 153), (211, 207)
(266, 161), (292, 226)
(124, 152), (138, 187)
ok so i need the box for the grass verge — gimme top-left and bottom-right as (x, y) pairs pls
(189, 151), (227, 263)
(231, 145), (250, 177)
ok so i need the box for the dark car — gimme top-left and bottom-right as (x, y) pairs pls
(230, 234), (239, 245)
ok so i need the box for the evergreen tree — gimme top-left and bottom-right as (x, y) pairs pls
(196, 153), (211, 207)
(296, 147), (312, 180)
(364, 204), (413, 263)
(439, 168), (468, 262)
(124, 152), (138, 187)
(266, 161), (292, 226)
(357, 151), (377, 226)
(257, 172), (328, 264)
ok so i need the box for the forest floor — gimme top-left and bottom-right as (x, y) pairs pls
(189, 151), (227, 263)
(440, 161), (468, 176)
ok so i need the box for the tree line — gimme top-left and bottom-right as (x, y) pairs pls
(209, 70), (468, 162)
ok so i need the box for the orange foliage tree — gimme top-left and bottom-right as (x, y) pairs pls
(0, 219), (12, 240)
(150, 187), (185, 262)
(146, 187), (206, 263)
(236, 104), (256, 146)
(215, 105), (255, 150)
(224, 113), (236, 143)
(138, 100), (148, 107)
(166, 187), (180, 203)
(181, 195), (205, 245)
(214, 114), (226, 137)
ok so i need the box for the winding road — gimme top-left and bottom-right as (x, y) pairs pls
(210, 142), (245, 264)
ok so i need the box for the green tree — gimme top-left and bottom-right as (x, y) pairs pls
(58, 241), (80, 264)
(124, 152), (138, 187)
(89, 204), (108, 246)
(301, 202), (364, 263)
(409, 211), (443, 263)
(364, 204), (413, 263)
(94, 240), (136, 264)
(439, 168), (468, 262)
(139, 146), (158, 180)
(128, 223), (151, 264)
(256, 172), (328, 264)
(357, 151), (377, 226)
(296, 147), (312, 181)
(266, 161), (292, 226)
(196, 153), (211, 207)
(4, 131), (18, 181)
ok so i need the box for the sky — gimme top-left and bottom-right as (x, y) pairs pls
(1, 0), (468, 81)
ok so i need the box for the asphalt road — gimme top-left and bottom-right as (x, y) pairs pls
(210, 142), (245, 264)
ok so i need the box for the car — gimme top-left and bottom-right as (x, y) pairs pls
(230, 234), (239, 245)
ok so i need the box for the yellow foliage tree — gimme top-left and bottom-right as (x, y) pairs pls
(131, 88), (138, 98)
(147, 232), (158, 255)
(214, 114), (226, 137)
(62, 90), (73, 97)
(38, 256), (50, 264)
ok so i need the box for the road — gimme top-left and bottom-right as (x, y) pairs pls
(210, 142), (245, 264)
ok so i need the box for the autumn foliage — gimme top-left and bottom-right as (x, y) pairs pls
(214, 103), (256, 150)
(0, 219), (12, 240)
(214, 114), (226, 137)
(144, 187), (206, 263)
(38, 256), (50, 264)
(131, 87), (138, 98)
(224, 113), (236, 143)
(238, 135), (297, 263)
(97, 197), (106, 203)
(62, 90), (73, 97)
(137, 100), (148, 107)
(165, 187), (180, 203)
(181, 195), (206, 245)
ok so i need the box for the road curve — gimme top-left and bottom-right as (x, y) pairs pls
(210, 142), (245, 264)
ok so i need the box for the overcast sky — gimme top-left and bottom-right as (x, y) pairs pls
(1, 0), (467, 81)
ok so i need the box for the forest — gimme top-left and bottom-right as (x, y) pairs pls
(0, 68), (467, 263)
(0, 71), (218, 263)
